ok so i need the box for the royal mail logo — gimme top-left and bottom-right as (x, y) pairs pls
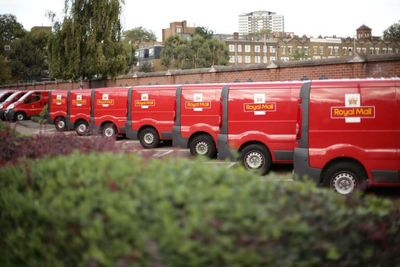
(135, 100), (155, 107)
(52, 98), (66, 105)
(331, 106), (375, 118)
(244, 102), (276, 112)
(333, 93), (375, 123)
(97, 99), (114, 105)
(72, 99), (87, 106)
(185, 101), (211, 109)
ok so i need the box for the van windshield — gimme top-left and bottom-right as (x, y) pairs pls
(4, 91), (26, 103)
(0, 92), (13, 102)
(18, 91), (33, 102)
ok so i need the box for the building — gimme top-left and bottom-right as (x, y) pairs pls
(162, 21), (196, 43)
(221, 25), (400, 65)
(239, 11), (285, 35)
(134, 43), (166, 72)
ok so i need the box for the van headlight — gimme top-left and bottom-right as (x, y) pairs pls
(7, 104), (14, 110)
(0, 104), (3, 109)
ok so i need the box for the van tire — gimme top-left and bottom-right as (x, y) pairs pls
(240, 144), (271, 175)
(322, 162), (366, 195)
(55, 117), (67, 131)
(101, 123), (117, 138)
(75, 121), (89, 136)
(189, 135), (217, 158)
(15, 112), (26, 121)
(139, 128), (160, 148)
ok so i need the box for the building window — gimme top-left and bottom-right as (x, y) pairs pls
(328, 46), (333, 56)
(304, 46), (309, 56)
(229, 44), (235, 52)
(370, 47), (374, 55)
(263, 45), (267, 53)
(229, 56), (235, 63)
(313, 46), (318, 55)
(270, 46), (276, 53)
(237, 45), (242, 52)
(270, 56), (276, 62)
(255, 45), (260, 53)
(237, 56), (242, 63)
(149, 48), (154, 57)
(288, 46), (292, 54)
(382, 47), (387, 54)
(245, 45), (251, 53)
(255, 56), (261, 63)
(263, 56), (268, 63)
(176, 27), (182, 33)
(334, 46), (339, 56)
(282, 46), (286, 55)
(362, 47), (367, 53)
(388, 48), (393, 54)
(319, 46), (324, 55)
(375, 47), (380, 54)
(245, 56), (251, 63)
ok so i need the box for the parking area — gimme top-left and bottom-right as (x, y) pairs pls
(5, 120), (400, 201)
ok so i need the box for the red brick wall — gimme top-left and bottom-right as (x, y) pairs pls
(3, 55), (400, 90)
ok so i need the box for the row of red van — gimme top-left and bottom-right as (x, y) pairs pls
(1, 79), (399, 194)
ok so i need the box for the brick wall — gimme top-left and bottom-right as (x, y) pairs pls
(2, 54), (400, 90)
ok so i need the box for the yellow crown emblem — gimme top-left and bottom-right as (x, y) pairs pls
(348, 98), (358, 105)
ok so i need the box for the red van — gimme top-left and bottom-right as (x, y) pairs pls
(218, 82), (303, 174)
(126, 85), (177, 148)
(48, 89), (70, 131)
(5, 90), (49, 121)
(173, 84), (226, 157)
(0, 91), (26, 120)
(68, 89), (92, 136)
(294, 79), (400, 195)
(0, 90), (15, 104)
(91, 87), (129, 137)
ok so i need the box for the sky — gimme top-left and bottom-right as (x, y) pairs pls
(0, 0), (399, 41)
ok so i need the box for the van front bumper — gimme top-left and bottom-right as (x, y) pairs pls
(4, 109), (15, 121)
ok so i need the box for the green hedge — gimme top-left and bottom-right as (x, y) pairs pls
(0, 153), (399, 267)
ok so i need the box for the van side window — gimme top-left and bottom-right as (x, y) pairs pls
(25, 93), (41, 104)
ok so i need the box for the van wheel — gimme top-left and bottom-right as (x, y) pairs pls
(101, 123), (117, 138)
(55, 117), (67, 131)
(241, 144), (271, 175)
(322, 162), (365, 195)
(75, 121), (89, 136)
(15, 112), (26, 121)
(189, 135), (217, 158)
(139, 128), (160, 148)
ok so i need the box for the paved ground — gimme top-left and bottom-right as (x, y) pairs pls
(6, 120), (399, 201)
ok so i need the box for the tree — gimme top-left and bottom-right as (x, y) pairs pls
(383, 21), (400, 41)
(0, 14), (26, 57)
(193, 27), (214, 40)
(48, 0), (127, 80)
(0, 55), (11, 83)
(9, 30), (51, 81)
(161, 33), (229, 69)
(123, 27), (157, 47)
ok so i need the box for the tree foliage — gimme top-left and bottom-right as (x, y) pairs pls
(9, 30), (51, 82)
(0, 14), (26, 56)
(383, 21), (400, 41)
(0, 55), (11, 83)
(161, 33), (228, 69)
(123, 27), (157, 47)
(48, 0), (127, 80)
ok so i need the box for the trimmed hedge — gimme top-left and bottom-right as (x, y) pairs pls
(0, 153), (400, 267)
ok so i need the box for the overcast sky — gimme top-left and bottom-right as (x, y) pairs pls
(0, 0), (399, 41)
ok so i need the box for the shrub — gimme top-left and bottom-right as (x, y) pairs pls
(0, 122), (120, 166)
(0, 153), (399, 267)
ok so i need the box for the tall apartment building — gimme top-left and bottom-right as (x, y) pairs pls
(239, 11), (284, 35)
